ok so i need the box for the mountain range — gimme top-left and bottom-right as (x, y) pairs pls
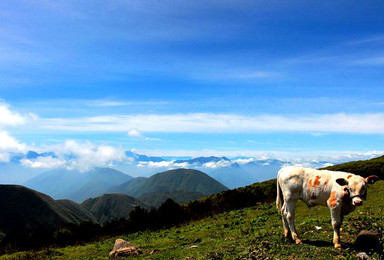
(0, 168), (229, 241)
(2, 150), (352, 190)
(23, 167), (133, 203)
(108, 168), (228, 198)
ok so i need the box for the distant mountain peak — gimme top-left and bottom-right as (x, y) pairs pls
(109, 168), (228, 201)
(125, 151), (165, 162)
(174, 156), (231, 165)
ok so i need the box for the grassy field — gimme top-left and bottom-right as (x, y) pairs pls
(1, 181), (384, 259)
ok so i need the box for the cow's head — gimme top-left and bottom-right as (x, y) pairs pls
(336, 175), (380, 206)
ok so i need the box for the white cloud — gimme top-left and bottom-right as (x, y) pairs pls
(35, 112), (384, 134)
(127, 128), (161, 141)
(128, 128), (144, 138)
(0, 131), (27, 162)
(0, 101), (28, 127)
(234, 158), (257, 164)
(137, 158), (232, 170)
(140, 161), (174, 168)
(22, 140), (129, 171)
(20, 156), (66, 169)
(203, 160), (232, 169)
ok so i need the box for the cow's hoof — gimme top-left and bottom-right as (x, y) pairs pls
(334, 243), (342, 249)
(295, 239), (303, 244)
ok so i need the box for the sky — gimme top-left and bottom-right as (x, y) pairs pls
(1, 0), (384, 167)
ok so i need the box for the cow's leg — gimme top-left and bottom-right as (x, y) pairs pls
(329, 208), (343, 249)
(283, 200), (302, 244)
(281, 202), (290, 238)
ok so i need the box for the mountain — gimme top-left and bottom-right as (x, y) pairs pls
(109, 168), (229, 199)
(138, 190), (206, 207)
(174, 156), (231, 165)
(0, 162), (44, 185)
(321, 155), (384, 179)
(240, 158), (287, 182)
(208, 163), (258, 189)
(0, 185), (95, 240)
(24, 167), (133, 203)
(109, 177), (148, 198)
(81, 194), (151, 224)
(125, 151), (165, 162)
(55, 199), (97, 223)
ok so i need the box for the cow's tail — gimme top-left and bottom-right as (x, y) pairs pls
(276, 177), (284, 215)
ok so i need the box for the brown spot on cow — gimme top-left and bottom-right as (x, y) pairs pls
(347, 175), (353, 179)
(308, 176), (321, 189)
(328, 191), (337, 209)
(324, 180), (328, 185)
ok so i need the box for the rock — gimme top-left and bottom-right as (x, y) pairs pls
(109, 239), (142, 259)
(355, 230), (382, 252)
(356, 252), (370, 260)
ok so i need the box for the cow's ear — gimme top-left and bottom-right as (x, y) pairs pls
(365, 175), (380, 184)
(336, 178), (348, 186)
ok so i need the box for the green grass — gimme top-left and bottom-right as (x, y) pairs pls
(2, 181), (384, 259)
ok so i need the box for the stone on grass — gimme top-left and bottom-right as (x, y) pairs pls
(355, 230), (382, 252)
(109, 239), (142, 259)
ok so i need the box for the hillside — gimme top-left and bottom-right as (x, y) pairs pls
(0, 185), (95, 240)
(109, 168), (228, 199)
(24, 167), (133, 202)
(138, 190), (206, 207)
(5, 180), (384, 259)
(55, 199), (97, 223)
(81, 194), (151, 224)
(322, 155), (384, 179)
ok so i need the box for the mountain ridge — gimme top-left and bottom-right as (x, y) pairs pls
(108, 168), (229, 205)
(24, 167), (133, 202)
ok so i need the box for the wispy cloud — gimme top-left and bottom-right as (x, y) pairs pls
(86, 100), (168, 108)
(200, 69), (281, 81)
(32, 112), (384, 134)
(346, 35), (384, 46)
(283, 34), (384, 68)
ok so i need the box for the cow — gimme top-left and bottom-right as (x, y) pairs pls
(276, 166), (379, 249)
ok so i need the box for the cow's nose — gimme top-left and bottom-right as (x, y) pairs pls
(354, 199), (363, 206)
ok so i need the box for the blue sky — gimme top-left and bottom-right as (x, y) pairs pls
(1, 1), (384, 163)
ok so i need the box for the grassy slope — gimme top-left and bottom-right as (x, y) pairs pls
(2, 181), (383, 259)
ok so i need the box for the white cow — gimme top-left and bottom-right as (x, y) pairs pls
(276, 166), (379, 249)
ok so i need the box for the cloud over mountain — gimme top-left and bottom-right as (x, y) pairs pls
(21, 140), (130, 172)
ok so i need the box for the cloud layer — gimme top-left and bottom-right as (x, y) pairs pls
(34, 112), (384, 134)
